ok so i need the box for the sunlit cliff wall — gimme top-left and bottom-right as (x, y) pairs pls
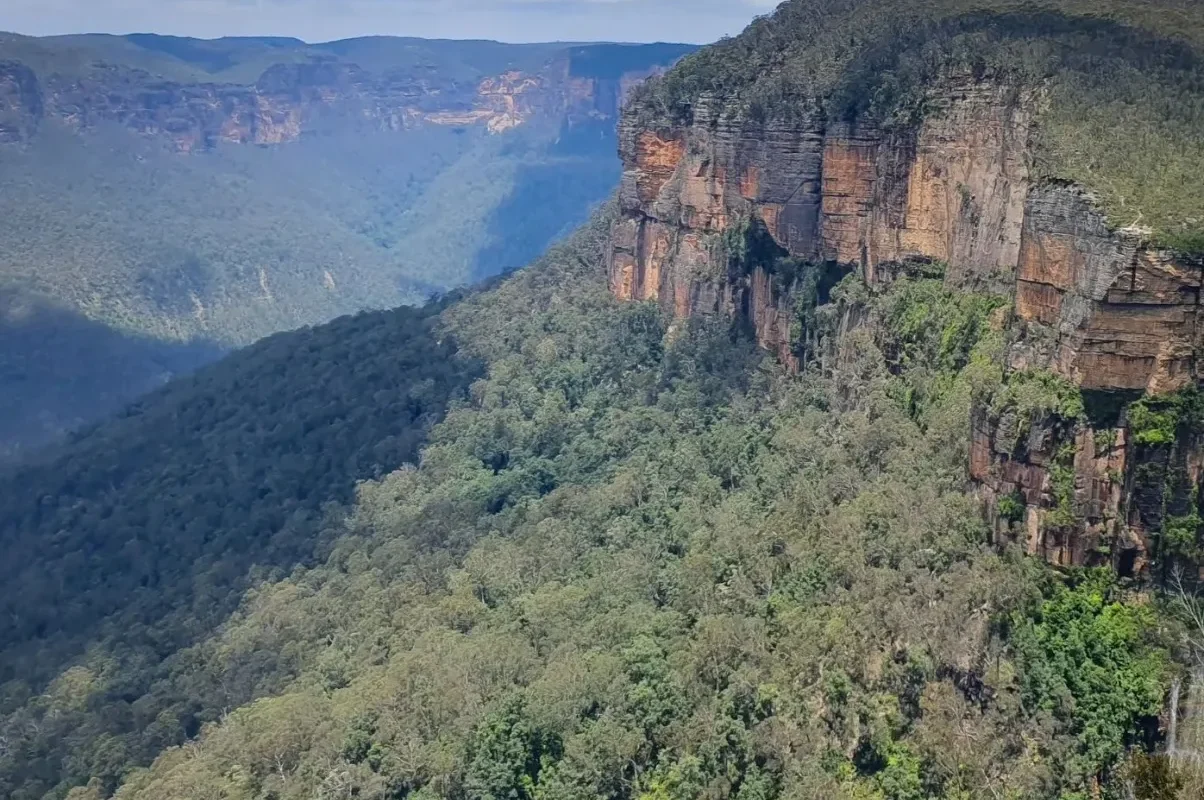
(607, 74), (1204, 574)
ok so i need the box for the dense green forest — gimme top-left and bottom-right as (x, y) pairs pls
(0, 296), (482, 798)
(0, 118), (622, 459)
(0, 121), (618, 346)
(629, 0), (1204, 253)
(0, 207), (1195, 799)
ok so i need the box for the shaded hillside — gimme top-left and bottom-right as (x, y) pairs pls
(0, 296), (482, 798)
(0, 290), (222, 463)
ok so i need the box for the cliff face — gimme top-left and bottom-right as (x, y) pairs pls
(609, 79), (1039, 358)
(0, 53), (669, 152)
(607, 75), (1204, 573)
(0, 61), (42, 143)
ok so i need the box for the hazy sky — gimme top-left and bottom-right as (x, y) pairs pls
(0, 0), (779, 44)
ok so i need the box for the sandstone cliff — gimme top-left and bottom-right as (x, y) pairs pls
(606, 73), (1204, 575)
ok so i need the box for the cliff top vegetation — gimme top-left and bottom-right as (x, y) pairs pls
(628, 0), (1204, 252)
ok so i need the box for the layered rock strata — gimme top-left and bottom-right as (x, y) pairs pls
(607, 76), (1204, 573)
(0, 55), (669, 152)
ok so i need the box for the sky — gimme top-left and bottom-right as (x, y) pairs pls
(0, 0), (780, 45)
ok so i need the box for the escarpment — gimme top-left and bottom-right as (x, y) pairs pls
(609, 78), (1040, 360)
(0, 61), (41, 143)
(607, 73), (1204, 575)
(0, 43), (686, 152)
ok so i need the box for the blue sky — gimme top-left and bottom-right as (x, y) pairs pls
(0, 0), (778, 44)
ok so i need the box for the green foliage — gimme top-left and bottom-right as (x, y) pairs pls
(6, 10), (1201, 800)
(997, 492), (1026, 524)
(875, 278), (1004, 423)
(465, 698), (561, 800)
(875, 742), (926, 800)
(991, 370), (1085, 423)
(638, 756), (707, 800)
(0, 203), (1186, 800)
(0, 109), (606, 350)
(1161, 514), (1202, 561)
(1010, 571), (1169, 785)
(1130, 403), (1182, 447)
(879, 279), (1003, 376)
(0, 298), (481, 798)
(1044, 443), (1080, 530)
(1128, 389), (1204, 447)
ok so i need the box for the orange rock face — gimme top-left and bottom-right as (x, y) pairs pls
(634, 132), (686, 204)
(608, 73), (1204, 573)
(608, 76), (1201, 395)
(1015, 187), (1202, 393)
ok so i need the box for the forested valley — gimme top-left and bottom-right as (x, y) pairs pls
(0, 34), (692, 459)
(0, 207), (1192, 800)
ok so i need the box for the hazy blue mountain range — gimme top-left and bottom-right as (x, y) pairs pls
(0, 33), (695, 460)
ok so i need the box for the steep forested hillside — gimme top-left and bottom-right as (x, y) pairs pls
(0, 296), (482, 798)
(0, 207), (1190, 800)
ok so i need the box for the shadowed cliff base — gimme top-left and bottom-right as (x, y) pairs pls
(0, 290), (224, 464)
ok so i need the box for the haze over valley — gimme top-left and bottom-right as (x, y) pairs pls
(0, 32), (693, 459)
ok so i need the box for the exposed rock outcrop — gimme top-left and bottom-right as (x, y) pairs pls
(606, 74), (1204, 574)
(1012, 186), (1203, 393)
(609, 79), (1040, 358)
(0, 61), (42, 143)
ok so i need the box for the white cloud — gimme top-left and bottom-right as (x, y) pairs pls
(0, 0), (779, 43)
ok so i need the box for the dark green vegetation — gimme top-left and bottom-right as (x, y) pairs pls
(0, 207), (1186, 800)
(0, 297), (481, 799)
(0, 34), (693, 459)
(629, 0), (1204, 253)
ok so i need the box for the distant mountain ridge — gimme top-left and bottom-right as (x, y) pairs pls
(0, 34), (694, 150)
